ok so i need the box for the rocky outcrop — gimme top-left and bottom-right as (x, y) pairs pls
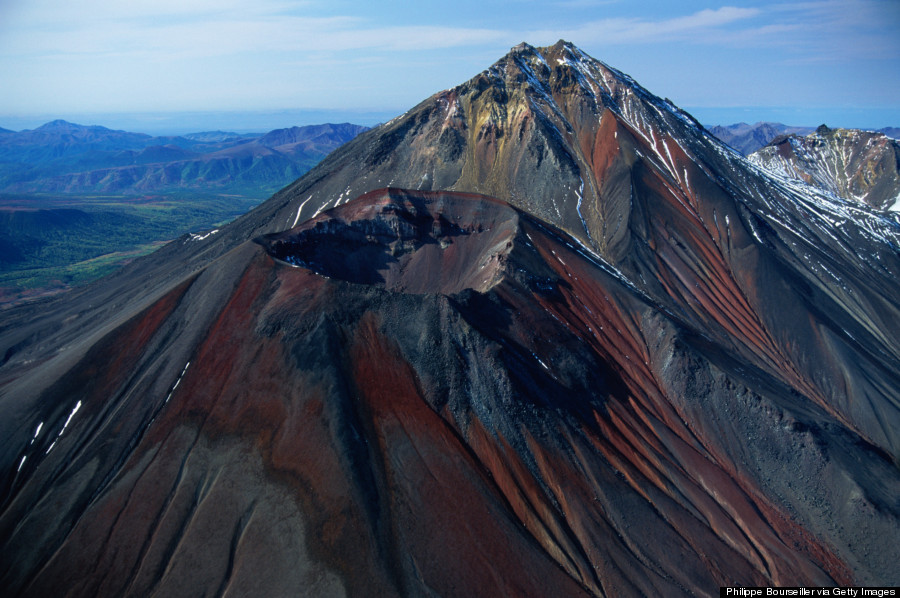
(749, 126), (900, 211)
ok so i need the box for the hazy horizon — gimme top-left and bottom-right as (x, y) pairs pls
(1, 1), (898, 136)
(1, 104), (898, 138)
(0, 109), (399, 136)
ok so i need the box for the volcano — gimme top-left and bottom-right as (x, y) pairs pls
(1, 42), (899, 596)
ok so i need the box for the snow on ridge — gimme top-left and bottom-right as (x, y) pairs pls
(292, 195), (313, 228)
(164, 361), (191, 404)
(744, 153), (900, 249)
(31, 421), (43, 444)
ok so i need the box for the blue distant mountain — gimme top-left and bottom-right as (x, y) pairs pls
(706, 121), (814, 154)
(0, 120), (368, 195)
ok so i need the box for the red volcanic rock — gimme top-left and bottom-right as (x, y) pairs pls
(2, 189), (897, 596)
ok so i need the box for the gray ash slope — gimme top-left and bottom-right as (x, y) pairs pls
(1, 41), (900, 595)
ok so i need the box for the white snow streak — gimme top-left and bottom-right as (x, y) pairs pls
(292, 195), (313, 228)
(166, 362), (191, 404)
(890, 191), (900, 212)
(30, 422), (43, 444)
(61, 401), (81, 434)
(575, 177), (593, 242)
(45, 401), (81, 455)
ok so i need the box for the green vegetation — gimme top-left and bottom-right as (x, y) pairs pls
(0, 121), (370, 303)
(0, 241), (167, 290)
(0, 192), (261, 296)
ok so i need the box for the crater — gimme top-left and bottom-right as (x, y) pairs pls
(260, 188), (520, 295)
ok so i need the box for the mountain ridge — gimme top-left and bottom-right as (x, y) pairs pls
(0, 121), (369, 195)
(706, 122), (815, 155)
(0, 121), (369, 298)
(749, 126), (900, 211)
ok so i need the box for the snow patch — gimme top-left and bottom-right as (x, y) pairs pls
(532, 353), (551, 371)
(165, 361), (191, 404)
(61, 401), (81, 433)
(890, 191), (900, 212)
(189, 229), (219, 242)
(575, 177), (594, 242)
(293, 195), (313, 228)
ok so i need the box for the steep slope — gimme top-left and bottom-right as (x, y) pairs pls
(227, 41), (900, 460)
(1, 42), (900, 596)
(749, 125), (900, 211)
(3, 189), (897, 597)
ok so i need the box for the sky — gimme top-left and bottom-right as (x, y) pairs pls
(0, 0), (898, 134)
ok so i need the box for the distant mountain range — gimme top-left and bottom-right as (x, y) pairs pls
(0, 121), (369, 297)
(707, 122), (815, 154)
(708, 121), (899, 155)
(0, 120), (368, 196)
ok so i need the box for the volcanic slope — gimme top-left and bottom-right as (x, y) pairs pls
(749, 125), (900, 211)
(2, 188), (897, 596)
(1, 41), (899, 595)
(221, 40), (900, 467)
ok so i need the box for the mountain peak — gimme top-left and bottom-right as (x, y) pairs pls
(543, 39), (591, 60)
(510, 41), (537, 53)
(33, 119), (118, 134)
(36, 119), (80, 130)
(258, 40), (716, 262)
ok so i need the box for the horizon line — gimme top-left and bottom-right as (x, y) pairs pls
(1, 106), (898, 137)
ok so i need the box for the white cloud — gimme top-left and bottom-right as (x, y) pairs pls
(0, 5), (504, 61)
(1, 4), (762, 62)
(574, 6), (761, 43)
(0, 1), (896, 116)
(766, 0), (900, 61)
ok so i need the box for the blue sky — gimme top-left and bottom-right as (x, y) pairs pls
(1, 0), (898, 133)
